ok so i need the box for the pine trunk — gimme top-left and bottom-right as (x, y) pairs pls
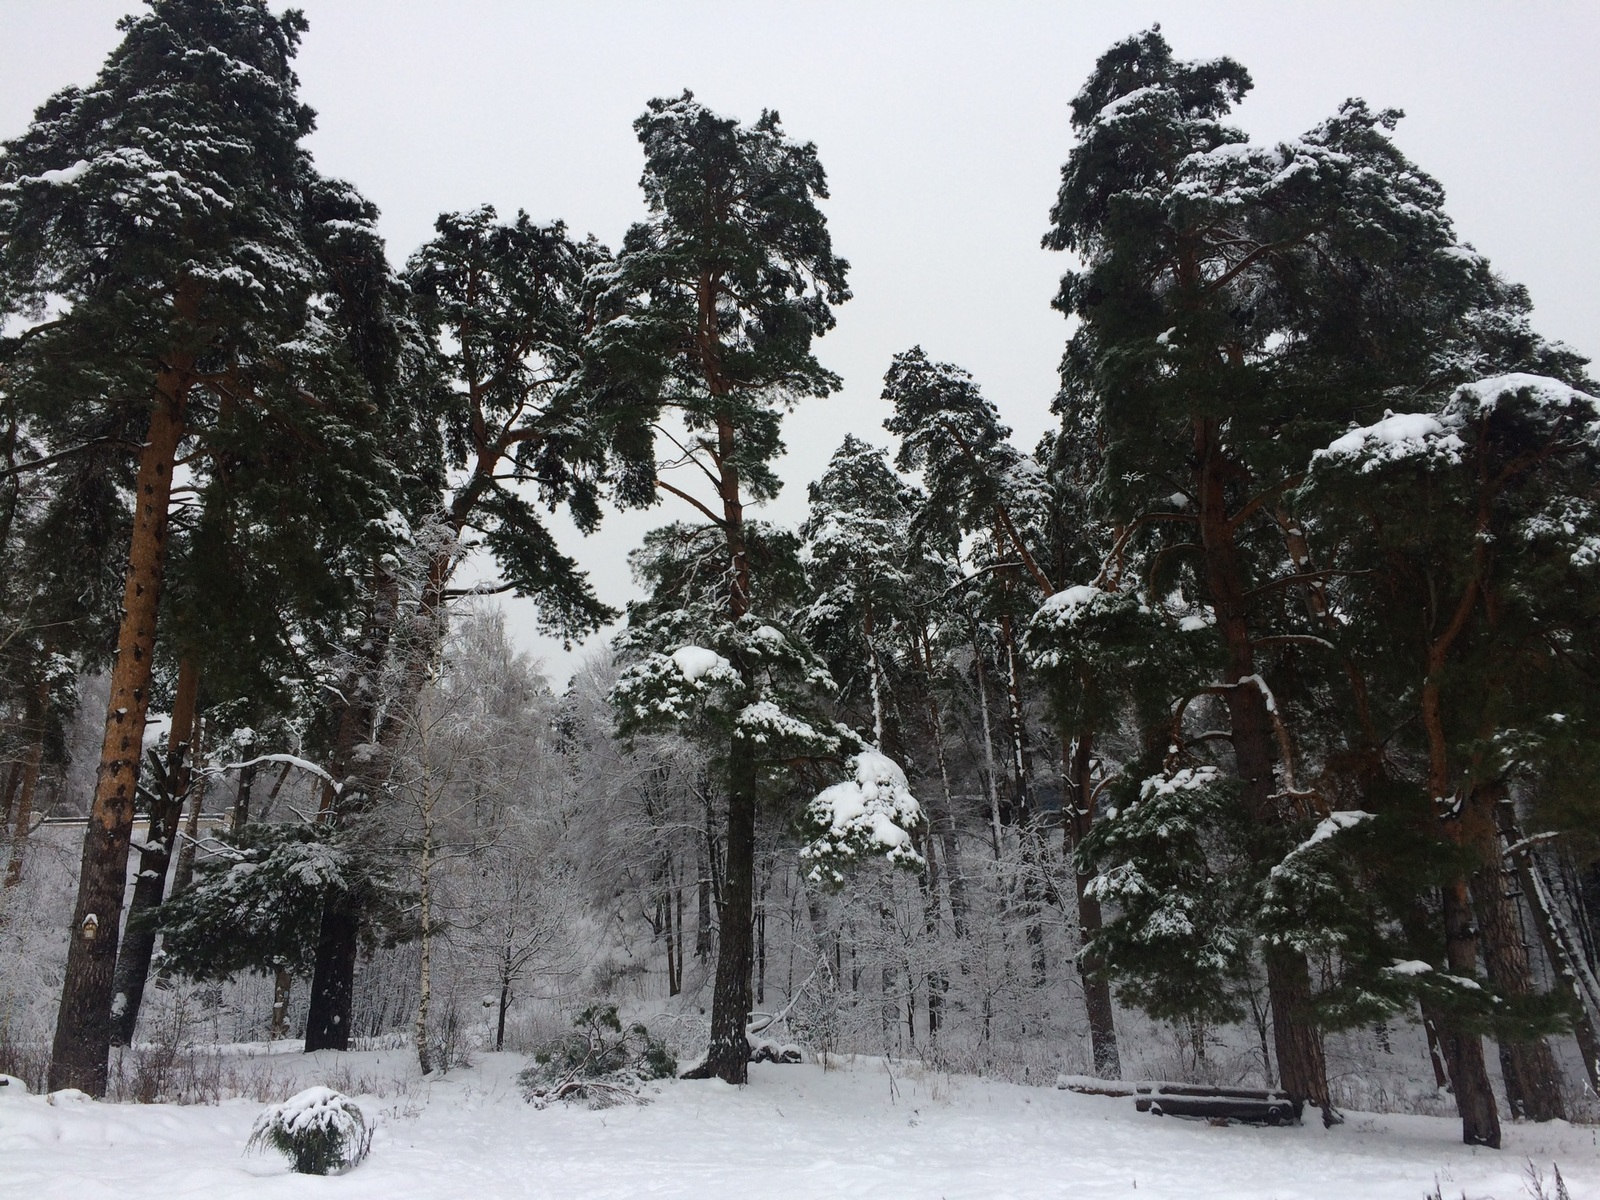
(1440, 877), (1502, 1146)
(304, 566), (400, 1051)
(1194, 424), (1329, 1114)
(1471, 857), (1566, 1121)
(685, 406), (758, 1084)
(0, 760), (21, 835)
(166, 741), (205, 897)
(110, 657), (200, 1045)
(1499, 806), (1600, 1095)
(1264, 946), (1330, 1114)
(694, 757), (754, 1082)
(49, 376), (187, 1096)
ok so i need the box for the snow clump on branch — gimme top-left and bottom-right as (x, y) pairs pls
(798, 750), (926, 885)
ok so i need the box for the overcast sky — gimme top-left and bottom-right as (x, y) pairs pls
(4, 2), (1597, 687)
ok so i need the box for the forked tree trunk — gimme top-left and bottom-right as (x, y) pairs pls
(110, 657), (200, 1045)
(49, 376), (188, 1096)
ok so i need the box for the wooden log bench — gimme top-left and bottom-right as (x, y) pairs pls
(1058, 1076), (1303, 1126)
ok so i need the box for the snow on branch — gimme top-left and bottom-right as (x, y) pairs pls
(798, 750), (926, 885)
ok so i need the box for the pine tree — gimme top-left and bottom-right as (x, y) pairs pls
(1304, 368), (1600, 1130)
(797, 436), (969, 1039)
(1044, 27), (1499, 1123)
(589, 91), (856, 1081)
(0, 0), (398, 1093)
(300, 202), (631, 1051)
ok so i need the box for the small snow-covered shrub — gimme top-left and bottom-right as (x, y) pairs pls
(247, 1087), (371, 1175)
(518, 1005), (676, 1108)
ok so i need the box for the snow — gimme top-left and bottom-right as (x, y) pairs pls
(1314, 411), (1465, 472)
(34, 160), (90, 185)
(670, 646), (732, 682)
(1453, 372), (1600, 418)
(1387, 960), (1434, 977)
(1298, 810), (1376, 852)
(799, 751), (925, 881)
(1141, 765), (1220, 799)
(1315, 375), (1600, 477)
(735, 701), (832, 750)
(3, 1050), (1596, 1198)
(1039, 583), (1102, 618)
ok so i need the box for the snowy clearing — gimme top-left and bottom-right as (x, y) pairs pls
(4, 1050), (1598, 1199)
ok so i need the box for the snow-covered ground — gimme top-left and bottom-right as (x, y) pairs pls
(4, 1049), (1598, 1199)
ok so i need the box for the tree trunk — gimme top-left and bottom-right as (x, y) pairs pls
(231, 755), (256, 835)
(920, 829), (944, 1039)
(49, 377), (187, 1096)
(664, 866), (680, 997)
(1067, 733), (1120, 1078)
(970, 633), (1005, 862)
(3, 673), (48, 890)
(0, 759), (21, 835)
(1471, 855), (1566, 1121)
(1437, 874), (1501, 1147)
(1499, 807), (1600, 1096)
(921, 690), (968, 938)
(1264, 946), (1332, 1116)
(1189, 419), (1330, 1118)
(415, 794), (434, 1075)
(304, 565), (400, 1052)
(270, 967), (292, 1040)
(166, 735), (206, 898)
(110, 657), (200, 1045)
(691, 756), (755, 1083)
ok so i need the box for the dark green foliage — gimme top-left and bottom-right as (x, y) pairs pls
(1077, 761), (1252, 1023)
(405, 205), (631, 640)
(587, 90), (850, 504)
(247, 1087), (371, 1175)
(1, 0), (411, 727)
(518, 1005), (676, 1107)
(157, 822), (412, 983)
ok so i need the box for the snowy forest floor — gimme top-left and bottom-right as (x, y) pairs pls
(4, 1048), (1599, 1199)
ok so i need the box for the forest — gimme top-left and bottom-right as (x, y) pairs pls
(3, 0), (1599, 1182)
